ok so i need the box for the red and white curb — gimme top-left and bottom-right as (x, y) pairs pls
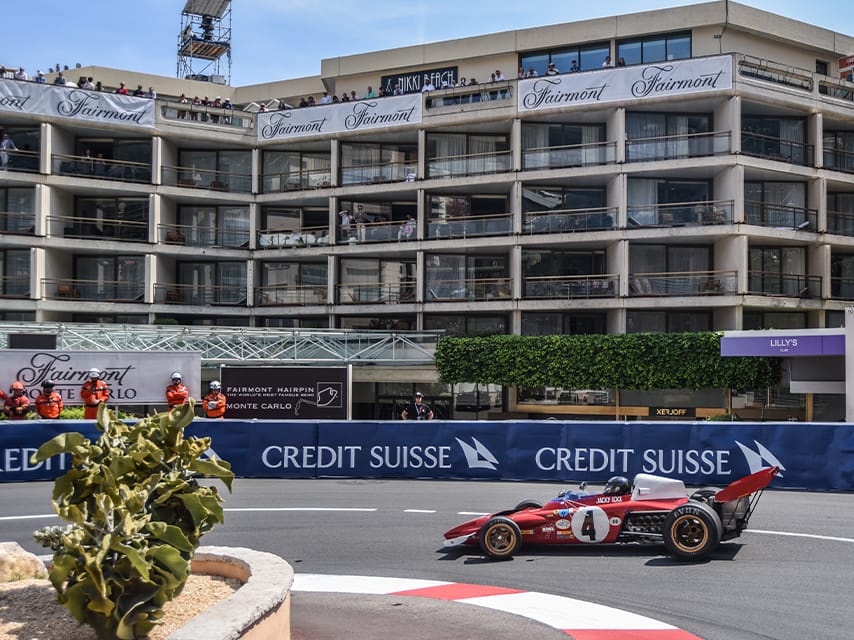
(292, 574), (703, 639)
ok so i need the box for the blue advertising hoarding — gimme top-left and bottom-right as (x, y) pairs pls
(2, 420), (852, 492)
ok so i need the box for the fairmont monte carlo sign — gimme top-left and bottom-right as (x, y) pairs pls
(258, 93), (423, 142)
(518, 55), (732, 113)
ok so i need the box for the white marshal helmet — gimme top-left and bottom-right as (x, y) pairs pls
(171, 371), (182, 381)
(209, 380), (221, 390)
(88, 368), (101, 378)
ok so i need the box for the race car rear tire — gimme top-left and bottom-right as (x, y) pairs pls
(663, 501), (722, 561)
(479, 516), (522, 560)
(513, 500), (542, 511)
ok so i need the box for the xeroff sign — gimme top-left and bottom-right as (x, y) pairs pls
(4, 420), (851, 491)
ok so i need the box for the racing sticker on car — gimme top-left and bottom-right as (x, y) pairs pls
(570, 506), (610, 543)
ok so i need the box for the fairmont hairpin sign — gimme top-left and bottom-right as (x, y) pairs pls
(258, 93), (422, 141)
(518, 55), (733, 112)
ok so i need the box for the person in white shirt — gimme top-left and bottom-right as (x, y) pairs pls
(546, 62), (559, 76)
(14, 67), (28, 81)
(602, 55), (615, 68)
(421, 77), (435, 92)
(320, 91), (332, 104)
(494, 69), (506, 81)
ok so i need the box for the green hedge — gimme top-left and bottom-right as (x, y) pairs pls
(435, 332), (778, 391)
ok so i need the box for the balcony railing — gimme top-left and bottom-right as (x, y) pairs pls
(523, 206), (617, 234)
(741, 131), (814, 166)
(818, 78), (854, 103)
(744, 201), (817, 230)
(737, 55), (813, 92)
(257, 225), (331, 249)
(42, 278), (145, 302)
(427, 212), (512, 239)
(261, 166), (332, 192)
(340, 160), (416, 186)
(0, 210), (36, 234)
(52, 152), (152, 183)
(50, 214), (149, 241)
(823, 144), (854, 174)
(627, 200), (733, 228)
(158, 222), (249, 248)
(342, 219), (417, 244)
(524, 274), (618, 299)
(159, 100), (254, 129)
(256, 284), (328, 306)
(427, 150), (511, 178)
(338, 281), (417, 304)
(625, 131), (731, 162)
(747, 271), (821, 298)
(629, 270), (738, 296)
(826, 211), (854, 237)
(161, 164), (252, 193)
(425, 277), (511, 302)
(0, 275), (30, 298)
(0, 148), (40, 173)
(522, 140), (616, 169)
(830, 277), (854, 301)
(426, 83), (514, 108)
(154, 283), (247, 306)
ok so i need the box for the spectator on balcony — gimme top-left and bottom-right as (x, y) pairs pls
(602, 55), (615, 68)
(95, 80), (103, 91)
(341, 92), (350, 102)
(569, 60), (580, 73)
(421, 77), (435, 92)
(350, 90), (360, 101)
(222, 97), (233, 124)
(320, 91), (332, 104)
(211, 96), (222, 123)
(132, 84), (145, 96)
(307, 95), (316, 106)
(518, 66), (526, 79)
(332, 94), (340, 103)
(14, 67), (28, 81)
(298, 96), (308, 107)
(201, 96), (212, 121)
(398, 213), (416, 241)
(527, 67), (538, 77)
(177, 94), (189, 119)
(115, 82), (129, 95)
(494, 69), (506, 81)
(339, 208), (354, 241)
(547, 62), (560, 75)
(34, 70), (46, 83)
(1, 132), (17, 170)
(53, 72), (68, 85)
(392, 83), (403, 95)
(82, 76), (95, 90)
(146, 87), (157, 99)
(364, 86), (378, 98)
(190, 95), (201, 120)
(617, 57), (627, 67)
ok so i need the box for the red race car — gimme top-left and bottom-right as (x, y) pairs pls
(443, 466), (778, 561)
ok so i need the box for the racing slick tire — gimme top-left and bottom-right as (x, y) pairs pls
(479, 516), (522, 560)
(663, 501), (723, 561)
(513, 500), (542, 511)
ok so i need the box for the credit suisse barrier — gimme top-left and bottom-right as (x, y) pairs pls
(2, 420), (852, 491)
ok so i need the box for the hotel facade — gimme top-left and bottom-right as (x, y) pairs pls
(1, 1), (852, 420)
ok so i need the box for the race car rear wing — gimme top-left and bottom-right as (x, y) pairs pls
(714, 466), (779, 504)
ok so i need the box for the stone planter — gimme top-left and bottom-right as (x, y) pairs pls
(168, 546), (294, 640)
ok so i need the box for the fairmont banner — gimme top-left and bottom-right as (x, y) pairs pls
(257, 94), (422, 141)
(517, 55), (733, 113)
(0, 350), (201, 405)
(3, 419), (851, 492)
(0, 79), (155, 128)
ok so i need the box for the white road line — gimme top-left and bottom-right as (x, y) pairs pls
(224, 507), (376, 512)
(0, 514), (57, 521)
(748, 529), (854, 543)
(404, 509), (437, 513)
(458, 511), (489, 516)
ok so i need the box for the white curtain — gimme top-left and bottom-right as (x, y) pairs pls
(627, 179), (658, 224)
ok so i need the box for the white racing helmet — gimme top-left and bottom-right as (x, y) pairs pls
(209, 380), (221, 390)
(171, 371), (182, 381)
(88, 368), (101, 379)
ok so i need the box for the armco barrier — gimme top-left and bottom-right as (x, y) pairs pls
(2, 420), (852, 491)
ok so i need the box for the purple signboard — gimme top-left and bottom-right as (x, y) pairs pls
(720, 334), (845, 357)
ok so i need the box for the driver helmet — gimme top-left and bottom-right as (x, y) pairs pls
(88, 368), (101, 379)
(10, 380), (24, 393)
(209, 380), (221, 391)
(42, 380), (55, 388)
(171, 371), (182, 382)
(603, 475), (631, 496)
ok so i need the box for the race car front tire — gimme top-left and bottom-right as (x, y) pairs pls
(479, 516), (522, 560)
(663, 501), (722, 561)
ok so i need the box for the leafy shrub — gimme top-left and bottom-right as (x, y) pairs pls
(31, 400), (233, 640)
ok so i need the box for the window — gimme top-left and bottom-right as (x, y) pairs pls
(177, 261), (247, 305)
(521, 122), (607, 169)
(426, 133), (509, 177)
(425, 254), (508, 301)
(627, 178), (711, 225)
(625, 112), (712, 161)
(260, 261), (327, 305)
(745, 181), (808, 227)
(520, 41), (612, 75)
(742, 311), (806, 330)
(627, 310), (711, 333)
(340, 143), (416, 185)
(823, 131), (854, 173)
(339, 258), (415, 304)
(0, 250), (29, 297)
(521, 312), (606, 335)
(178, 149), (252, 192)
(178, 205), (249, 247)
(262, 150), (331, 191)
(748, 247), (807, 296)
(742, 115), (808, 165)
(76, 196), (148, 240)
(423, 314), (508, 336)
(1, 128), (39, 172)
(617, 31), (691, 65)
(74, 137), (152, 182)
(827, 192), (854, 236)
(0, 187), (35, 233)
(74, 255), (145, 301)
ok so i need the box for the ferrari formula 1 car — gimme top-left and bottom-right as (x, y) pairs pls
(443, 466), (778, 561)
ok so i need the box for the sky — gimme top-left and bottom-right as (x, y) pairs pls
(3, 0), (850, 87)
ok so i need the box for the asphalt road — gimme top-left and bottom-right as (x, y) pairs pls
(2, 479), (852, 640)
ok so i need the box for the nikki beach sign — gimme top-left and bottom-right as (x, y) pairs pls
(258, 93), (422, 142)
(0, 79), (155, 127)
(518, 55), (733, 113)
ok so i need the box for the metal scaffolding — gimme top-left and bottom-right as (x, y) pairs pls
(0, 323), (440, 367)
(177, 0), (232, 84)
